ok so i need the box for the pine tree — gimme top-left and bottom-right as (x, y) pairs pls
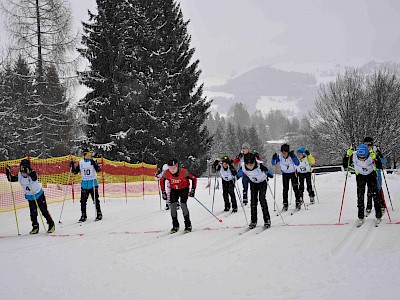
(0, 64), (15, 160)
(80, 0), (211, 174)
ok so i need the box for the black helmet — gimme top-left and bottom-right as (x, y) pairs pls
(281, 143), (290, 153)
(82, 146), (94, 155)
(167, 159), (179, 167)
(363, 137), (373, 146)
(244, 153), (256, 164)
(20, 159), (31, 173)
(221, 155), (230, 163)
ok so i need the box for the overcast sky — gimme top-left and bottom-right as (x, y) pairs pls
(3, 0), (400, 86)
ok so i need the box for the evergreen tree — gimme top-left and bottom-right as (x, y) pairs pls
(247, 125), (265, 158)
(0, 64), (15, 160)
(225, 122), (237, 157)
(79, 0), (211, 174)
(42, 65), (72, 156)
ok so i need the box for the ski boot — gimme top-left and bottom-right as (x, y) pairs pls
(79, 212), (87, 223)
(264, 220), (271, 229)
(165, 204), (169, 210)
(282, 204), (288, 212)
(47, 221), (55, 233)
(170, 226), (179, 234)
(183, 226), (192, 234)
(224, 207), (230, 212)
(232, 208), (238, 213)
(249, 222), (256, 229)
(310, 197), (315, 205)
(95, 211), (103, 221)
(356, 218), (365, 227)
(30, 224), (39, 235)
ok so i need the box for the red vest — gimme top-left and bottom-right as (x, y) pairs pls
(164, 168), (191, 190)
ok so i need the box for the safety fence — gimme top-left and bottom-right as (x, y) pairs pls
(0, 155), (158, 213)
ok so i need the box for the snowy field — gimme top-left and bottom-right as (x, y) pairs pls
(1, 172), (400, 300)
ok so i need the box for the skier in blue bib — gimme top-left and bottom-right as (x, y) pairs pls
(70, 147), (102, 222)
(6, 159), (55, 234)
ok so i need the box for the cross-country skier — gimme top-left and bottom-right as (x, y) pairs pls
(213, 156), (238, 212)
(233, 142), (263, 205)
(160, 159), (197, 234)
(271, 143), (301, 211)
(155, 163), (181, 211)
(70, 147), (102, 222)
(295, 147), (316, 205)
(343, 144), (383, 226)
(237, 153), (274, 229)
(363, 137), (387, 215)
(5, 159), (55, 234)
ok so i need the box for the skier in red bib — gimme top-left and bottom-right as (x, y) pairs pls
(160, 159), (197, 234)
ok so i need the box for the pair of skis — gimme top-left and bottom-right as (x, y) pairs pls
(356, 218), (381, 228)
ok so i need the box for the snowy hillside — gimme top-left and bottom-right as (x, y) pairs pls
(1, 172), (400, 300)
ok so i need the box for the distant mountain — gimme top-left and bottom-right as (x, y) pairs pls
(205, 61), (400, 118)
(206, 66), (319, 117)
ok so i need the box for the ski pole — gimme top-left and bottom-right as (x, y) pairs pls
(6, 166), (20, 235)
(193, 196), (223, 222)
(58, 167), (72, 223)
(375, 169), (391, 222)
(338, 147), (352, 224)
(211, 171), (218, 212)
(157, 180), (162, 211)
(267, 180), (285, 224)
(28, 177), (47, 235)
(312, 158), (320, 203)
(381, 169), (394, 211)
(234, 181), (248, 225)
(273, 164), (277, 211)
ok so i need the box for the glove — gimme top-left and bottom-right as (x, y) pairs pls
(238, 152), (243, 159)
(189, 188), (195, 197)
(231, 168), (237, 176)
(90, 159), (96, 166)
(70, 161), (75, 168)
(272, 153), (277, 161)
(289, 150), (295, 158)
(155, 168), (162, 176)
(253, 151), (259, 158)
(370, 152), (376, 159)
(212, 160), (219, 167)
(260, 164), (268, 172)
(346, 149), (353, 157)
(162, 191), (167, 200)
(266, 169), (274, 179)
(305, 150), (310, 156)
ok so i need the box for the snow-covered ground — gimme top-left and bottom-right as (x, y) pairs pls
(1, 172), (399, 300)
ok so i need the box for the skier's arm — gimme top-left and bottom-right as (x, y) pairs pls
(306, 152), (315, 165)
(271, 153), (280, 166)
(160, 176), (166, 191)
(186, 172), (197, 189)
(70, 161), (80, 175)
(91, 159), (101, 172)
(28, 170), (38, 181)
(290, 151), (300, 166)
(5, 166), (18, 182)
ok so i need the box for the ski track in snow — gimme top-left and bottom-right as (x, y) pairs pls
(1, 173), (400, 299)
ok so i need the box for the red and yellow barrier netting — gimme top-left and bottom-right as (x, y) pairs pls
(0, 155), (158, 213)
